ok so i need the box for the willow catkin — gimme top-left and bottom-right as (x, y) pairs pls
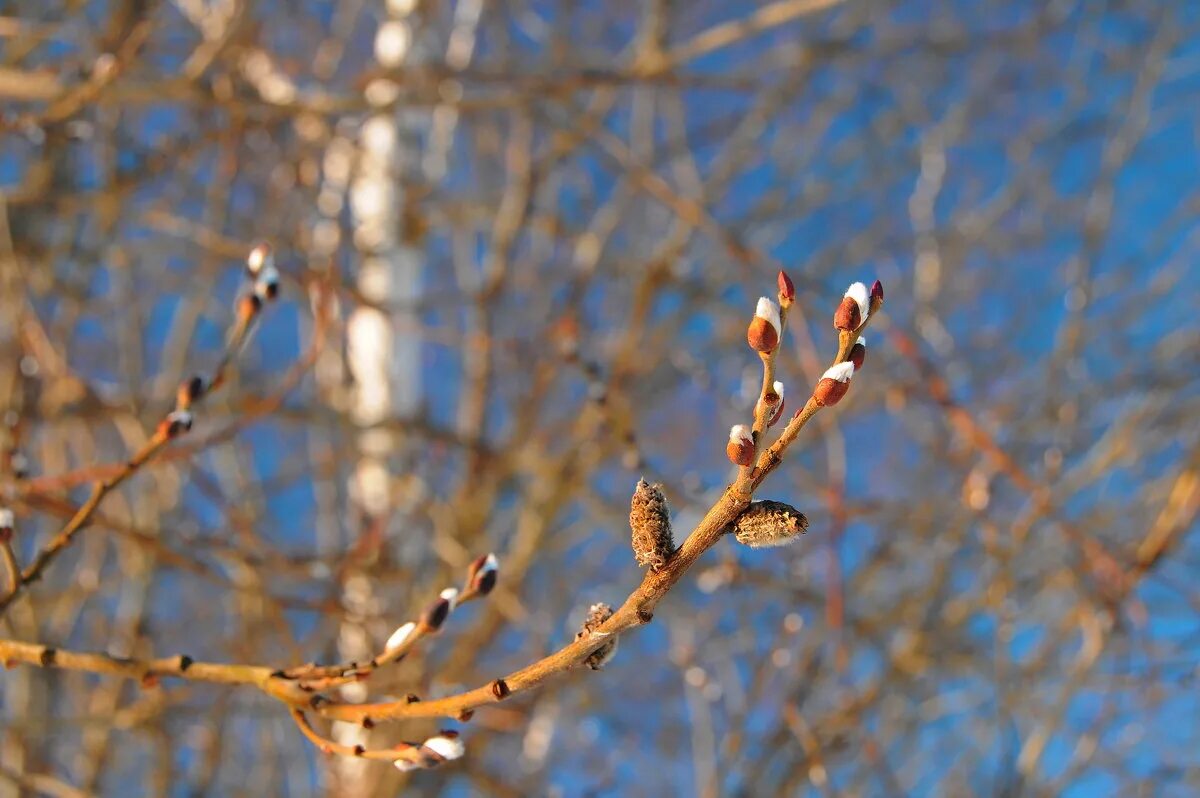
(732, 500), (808, 548)
(575, 603), (617, 670)
(629, 479), (673, 572)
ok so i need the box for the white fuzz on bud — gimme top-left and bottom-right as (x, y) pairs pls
(423, 732), (465, 761)
(821, 362), (855, 383)
(246, 243), (273, 276)
(394, 760), (418, 772)
(755, 297), (781, 336)
(439, 587), (460, 611)
(844, 282), (870, 322)
(0, 507), (13, 532)
(773, 381), (784, 399)
(253, 266), (280, 301)
(729, 424), (753, 444)
(385, 622), (416, 652)
(161, 409), (193, 438)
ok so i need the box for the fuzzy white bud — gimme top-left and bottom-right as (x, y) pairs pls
(729, 424), (753, 444)
(439, 587), (460, 611)
(773, 381), (784, 398)
(246, 243), (273, 276)
(0, 508), (13, 528)
(755, 296), (781, 336)
(844, 282), (869, 322)
(385, 621), (416, 652)
(821, 362), (855, 383)
(423, 733), (465, 761)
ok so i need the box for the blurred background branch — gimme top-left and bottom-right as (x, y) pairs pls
(1, 1), (1198, 796)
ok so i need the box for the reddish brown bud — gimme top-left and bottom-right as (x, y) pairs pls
(237, 294), (262, 325)
(767, 397), (786, 427)
(747, 297), (782, 354)
(777, 270), (795, 304)
(833, 296), (861, 332)
(871, 279), (884, 302)
(465, 553), (498, 595)
(746, 317), (779, 354)
(813, 379), (850, 407)
(176, 375), (207, 410)
(849, 337), (867, 371)
(813, 362), (855, 407)
(420, 590), (458, 632)
(726, 425), (755, 467)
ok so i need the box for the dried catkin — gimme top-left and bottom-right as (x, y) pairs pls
(575, 603), (617, 670)
(732, 500), (808, 548)
(629, 479), (674, 572)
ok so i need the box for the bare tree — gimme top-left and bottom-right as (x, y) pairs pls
(1, 1), (1198, 796)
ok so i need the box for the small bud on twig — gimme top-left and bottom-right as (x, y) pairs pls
(777, 270), (796, 306)
(849, 336), (867, 371)
(812, 362), (854, 407)
(465, 553), (499, 596)
(8, 449), (29, 480)
(236, 294), (263, 326)
(765, 381), (786, 427)
(731, 500), (809, 548)
(385, 622), (416, 652)
(421, 589), (459, 632)
(629, 479), (674, 572)
(176, 375), (208, 410)
(746, 297), (781, 354)
(254, 265), (281, 302)
(726, 425), (755, 467)
(421, 731), (465, 763)
(576, 603), (618, 670)
(0, 508), (13, 542)
(159, 410), (193, 439)
(834, 282), (870, 331)
(246, 242), (273, 277)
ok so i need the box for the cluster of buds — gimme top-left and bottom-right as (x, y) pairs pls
(746, 297), (782, 354)
(393, 730), (465, 772)
(246, 242), (280, 302)
(576, 602), (618, 670)
(384, 553), (500, 650)
(0, 507), (13, 542)
(629, 479), (674, 572)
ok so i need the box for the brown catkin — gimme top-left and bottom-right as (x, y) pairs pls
(731, 500), (808, 548)
(629, 479), (674, 572)
(575, 603), (618, 670)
